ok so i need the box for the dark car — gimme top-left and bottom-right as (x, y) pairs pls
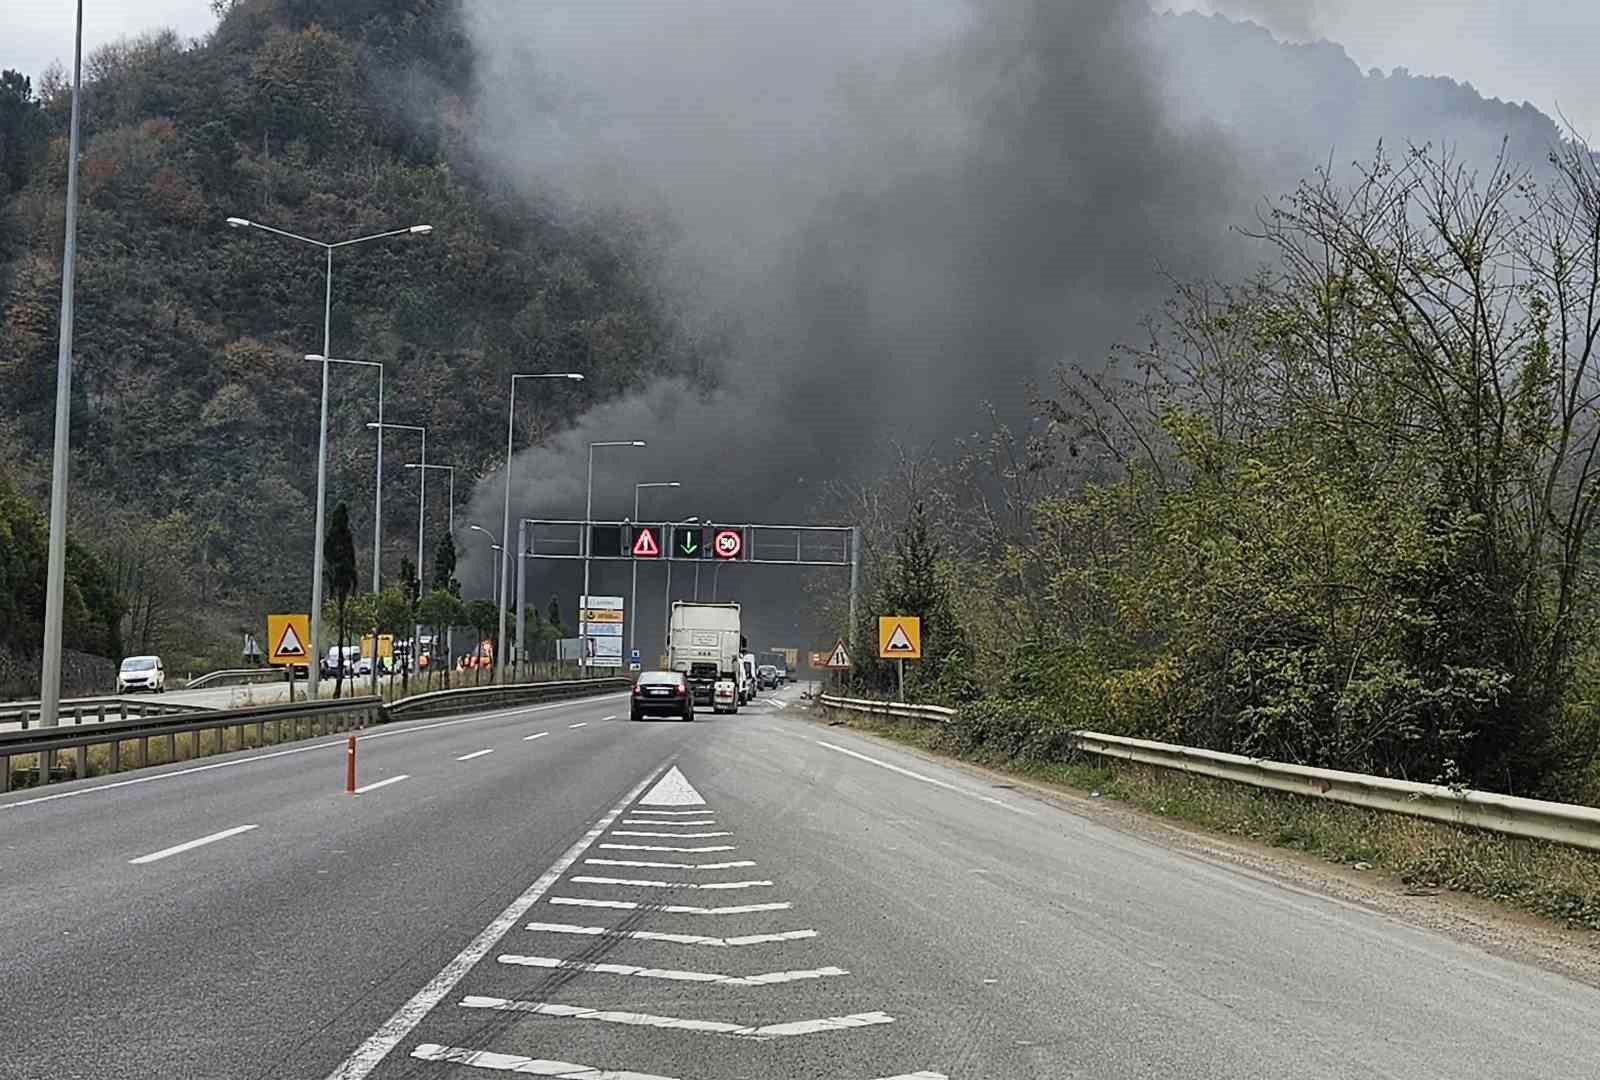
(756, 664), (779, 690)
(631, 670), (695, 722)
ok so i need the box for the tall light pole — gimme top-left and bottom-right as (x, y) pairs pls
(582, 440), (646, 676)
(37, 0), (84, 732)
(227, 216), (430, 698)
(631, 482), (680, 662)
(497, 372), (584, 680)
(305, 355), (383, 594)
(368, 421), (425, 668)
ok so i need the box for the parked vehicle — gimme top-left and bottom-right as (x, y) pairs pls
(631, 670), (695, 721)
(668, 602), (742, 709)
(117, 655), (165, 693)
(712, 678), (739, 714)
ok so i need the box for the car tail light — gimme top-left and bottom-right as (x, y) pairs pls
(632, 685), (641, 696)
(675, 684), (685, 696)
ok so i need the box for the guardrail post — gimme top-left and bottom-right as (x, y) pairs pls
(97, 702), (106, 723)
(109, 736), (120, 774)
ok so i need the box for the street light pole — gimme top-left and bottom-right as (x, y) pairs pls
(631, 482), (680, 663)
(367, 421), (426, 672)
(497, 372), (584, 682)
(228, 218), (431, 697)
(37, 0), (84, 732)
(581, 440), (645, 676)
(305, 355), (383, 594)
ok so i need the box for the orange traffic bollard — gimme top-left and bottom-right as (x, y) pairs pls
(346, 735), (357, 794)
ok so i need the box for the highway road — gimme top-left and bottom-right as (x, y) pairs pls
(3, 687), (1599, 1078)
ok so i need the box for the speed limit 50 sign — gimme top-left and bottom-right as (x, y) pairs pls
(713, 528), (744, 559)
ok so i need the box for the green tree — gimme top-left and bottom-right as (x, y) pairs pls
(0, 70), (47, 196)
(432, 532), (459, 596)
(547, 594), (564, 636)
(323, 501), (359, 697)
(397, 557), (419, 695)
(417, 588), (464, 690)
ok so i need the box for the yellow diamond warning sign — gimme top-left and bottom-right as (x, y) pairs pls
(268, 613), (311, 666)
(877, 616), (922, 660)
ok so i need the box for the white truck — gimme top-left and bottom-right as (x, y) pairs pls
(668, 602), (743, 708)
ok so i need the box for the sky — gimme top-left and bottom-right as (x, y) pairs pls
(1, 1), (1595, 139)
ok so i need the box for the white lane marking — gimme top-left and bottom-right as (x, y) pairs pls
(611, 830), (730, 838)
(410, 1044), (679, 1079)
(620, 818), (714, 826)
(322, 766), (663, 1080)
(639, 765), (705, 806)
(601, 715), (618, 721)
(497, 955), (848, 986)
(816, 740), (1037, 817)
(568, 722), (589, 729)
(524, 923), (817, 948)
(0, 694), (630, 813)
(549, 898), (791, 915)
(456, 749), (495, 762)
(353, 775), (409, 795)
(771, 700), (788, 710)
(585, 858), (756, 870)
(523, 732), (549, 742)
(461, 996), (890, 1039)
(599, 843), (735, 853)
(626, 808), (714, 816)
(570, 876), (771, 890)
(128, 823), (258, 865)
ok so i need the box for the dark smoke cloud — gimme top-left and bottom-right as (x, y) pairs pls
(453, 1), (1565, 656)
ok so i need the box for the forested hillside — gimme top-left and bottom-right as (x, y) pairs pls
(0, 0), (699, 675)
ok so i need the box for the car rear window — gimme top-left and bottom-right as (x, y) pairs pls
(638, 671), (683, 686)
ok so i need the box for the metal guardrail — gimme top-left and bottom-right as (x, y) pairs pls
(183, 667), (288, 690)
(383, 678), (632, 722)
(1, 696), (381, 793)
(0, 696), (209, 730)
(818, 695), (1600, 853)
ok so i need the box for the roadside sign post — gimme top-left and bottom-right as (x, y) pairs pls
(268, 613), (311, 702)
(877, 616), (922, 702)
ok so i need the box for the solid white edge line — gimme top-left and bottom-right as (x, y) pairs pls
(321, 763), (666, 1080)
(815, 740), (1037, 817)
(456, 749), (495, 761)
(352, 774), (409, 795)
(1, 694), (631, 812)
(128, 823), (258, 865)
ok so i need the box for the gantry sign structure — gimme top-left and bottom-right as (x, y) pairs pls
(509, 519), (861, 675)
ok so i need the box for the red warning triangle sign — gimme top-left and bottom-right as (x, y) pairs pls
(274, 621), (308, 658)
(632, 527), (661, 558)
(884, 625), (915, 653)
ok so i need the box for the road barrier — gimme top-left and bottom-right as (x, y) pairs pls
(382, 678), (632, 722)
(1, 678), (632, 793)
(183, 667), (289, 690)
(818, 695), (1600, 853)
(0, 696), (207, 731)
(1, 696), (381, 792)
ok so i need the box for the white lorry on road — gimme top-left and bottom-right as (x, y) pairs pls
(668, 602), (743, 709)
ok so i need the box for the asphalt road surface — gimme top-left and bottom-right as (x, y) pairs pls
(3, 687), (1599, 1079)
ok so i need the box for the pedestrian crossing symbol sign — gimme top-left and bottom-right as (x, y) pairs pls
(877, 616), (922, 660)
(268, 613), (311, 666)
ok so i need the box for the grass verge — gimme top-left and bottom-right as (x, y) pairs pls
(827, 709), (1600, 931)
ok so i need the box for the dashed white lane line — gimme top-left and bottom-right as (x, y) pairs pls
(410, 1044), (678, 1079)
(353, 775), (409, 795)
(460, 996), (891, 1039)
(568, 722), (589, 729)
(549, 898), (792, 915)
(611, 830), (731, 838)
(456, 749), (495, 762)
(815, 740), (1037, 816)
(128, 824), (258, 865)
(523, 732), (549, 742)
(599, 843), (736, 853)
(570, 876), (772, 890)
(524, 923), (817, 948)
(639, 765), (706, 806)
(601, 715), (618, 721)
(322, 765), (664, 1080)
(496, 955), (848, 986)
(619, 818), (715, 826)
(0, 695), (629, 813)
(625, 808), (714, 816)
(584, 858), (756, 870)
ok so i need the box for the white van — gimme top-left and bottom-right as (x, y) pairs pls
(740, 653), (758, 703)
(322, 645), (362, 678)
(117, 655), (165, 693)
